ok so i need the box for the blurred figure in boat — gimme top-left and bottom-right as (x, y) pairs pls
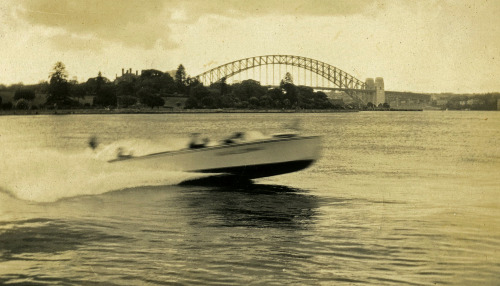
(189, 133), (209, 149)
(116, 147), (134, 158)
(88, 136), (98, 150)
(224, 132), (245, 144)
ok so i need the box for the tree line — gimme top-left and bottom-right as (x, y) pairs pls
(0, 62), (341, 109)
(0, 63), (342, 110)
(0, 61), (436, 111)
(184, 73), (338, 110)
(2, 61), (499, 111)
(0, 62), (191, 110)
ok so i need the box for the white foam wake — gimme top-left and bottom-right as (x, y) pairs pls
(0, 139), (198, 202)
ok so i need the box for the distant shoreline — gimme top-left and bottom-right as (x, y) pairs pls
(0, 108), (427, 116)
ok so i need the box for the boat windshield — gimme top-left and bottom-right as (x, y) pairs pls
(223, 131), (269, 144)
(223, 132), (244, 144)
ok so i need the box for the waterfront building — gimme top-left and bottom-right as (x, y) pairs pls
(375, 77), (385, 105)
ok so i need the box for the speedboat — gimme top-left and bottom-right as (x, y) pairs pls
(108, 132), (321, 179)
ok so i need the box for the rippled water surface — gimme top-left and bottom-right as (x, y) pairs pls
(1, 111), (499, 285)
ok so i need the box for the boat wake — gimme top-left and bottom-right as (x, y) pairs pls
(0, 141), (202, 203)
(1, 130), (319, 203)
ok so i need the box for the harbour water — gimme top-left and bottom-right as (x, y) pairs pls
(0, 111), (499, 285)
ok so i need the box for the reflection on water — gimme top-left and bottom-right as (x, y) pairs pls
(0, 217), (133, 285)
(0, 218), (129, 259)
(0, 180), (497, 285)
(1, 112), (499, 285)
(181, 182), (319, 229)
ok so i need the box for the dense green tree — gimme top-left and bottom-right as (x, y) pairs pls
(183, 81), (226, 109)
(259, 95), (272, 108)
(232, 79), (267, 101)
(281, 72), (294, 85)
(70, 83), (87, 99)
(267, 87), (283, 105)
(281, 82), (299, 106)
(220, 77), (228, 96)
(85, 72), (110, 94)
(14, 89), (35, 101)
(141, 69), (163, 78)
(280, 74), (300, 106)
(137, 86), (155, 99)
(283, 98), (291, 108)
(248, 96), (260, 108)
(314, 91), (332, 109)
(297, 86), (313, 108)
(93, 84), (116, 107)
(186, 76), (201, 90)
(2, 102), (13, 110)
(46, 62), (71, 106)
(220, 94), (236, 108)
(115, 73), (138, 97)
(141, 94), (165, 109)
(175, 64), (187, 94)
(184, 96), (199, 109)
(95, 72), (107, 91)
(236, 100), (249, 109)
(15, 99), (30, 110)
(179, 76), (340, 110)
(119, 96), (138, 108)
(209, 77), (230, 98)
(201, 95), (216, 108)
(190, 82), (209, 97)
(137, 69), (177, 96)
(159, 73), (177, 95)
(137, 86), (166, 108)
(34, 81), (49, 94)
(139, 69), (163, 91)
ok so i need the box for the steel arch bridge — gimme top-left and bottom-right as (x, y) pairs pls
(195, 55), (367, 102)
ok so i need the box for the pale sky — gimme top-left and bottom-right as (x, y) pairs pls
(0, 0), (498, 93)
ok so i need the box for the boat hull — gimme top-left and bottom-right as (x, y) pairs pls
(109, 136), (321, 179)
(196, 159), (315, 178)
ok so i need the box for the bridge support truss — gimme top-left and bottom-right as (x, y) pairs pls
(195, 55), (368, 103)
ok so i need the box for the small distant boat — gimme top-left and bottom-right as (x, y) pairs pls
(108, 132), (321, 179)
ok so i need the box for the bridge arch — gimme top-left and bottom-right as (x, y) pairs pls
(195, 55), (366, 91)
